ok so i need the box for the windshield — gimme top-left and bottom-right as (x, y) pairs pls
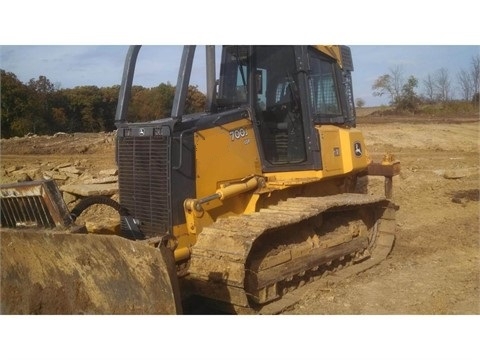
(253, 46), (307, 165)
(217, 46), (249, 108)
(217, 46), (308, 167)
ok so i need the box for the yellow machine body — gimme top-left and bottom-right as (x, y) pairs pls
(0, 45), (399, 314)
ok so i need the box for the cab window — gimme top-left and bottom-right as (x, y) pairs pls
(308, 53), (342, 119)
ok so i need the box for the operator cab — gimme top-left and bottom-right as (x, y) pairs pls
(216, 45), (355, 172)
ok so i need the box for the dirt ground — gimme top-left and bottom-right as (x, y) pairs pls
(1, 117), (479, 315)
(287, 119), (480, 315)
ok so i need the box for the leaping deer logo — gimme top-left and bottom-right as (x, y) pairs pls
(354, 142), (362, 157)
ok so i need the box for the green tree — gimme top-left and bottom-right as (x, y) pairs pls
(373, 66), (421, 112)
(28, 75), (55, 94)
(185, 85), (206, 114)
(51, 107), (68, 128)
(129, 83), (176, 121)
(396, 76), (420, 111)
(154, 83), (176, 118)
(1, 70), (36, 137)
(27, 75), (57, 134)
(1, 69), (207, 136)
(61, 85), (117, 132)
(372, 65), (404, 105)
(372, 74), (395, 103)
(49, 89), (71, 131)
(127, 85), (149, 121)
(355, 98), (365, 108)
(473, 92), (480, 105)
(99, 86), (120, 131)
(126, 83), (206, 122)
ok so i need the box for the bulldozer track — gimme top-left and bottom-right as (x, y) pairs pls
(185, 193), (396, 314)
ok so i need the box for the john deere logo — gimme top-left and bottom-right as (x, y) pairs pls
(354, 141), (362, 157)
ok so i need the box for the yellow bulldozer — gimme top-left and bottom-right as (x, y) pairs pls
(0, 45), (400, 314)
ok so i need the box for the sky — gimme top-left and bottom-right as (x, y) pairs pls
(1, 1), (479, 108)
(1, 45), (479, 107)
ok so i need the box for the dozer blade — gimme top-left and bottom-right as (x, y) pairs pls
(1, 229), (182, 314)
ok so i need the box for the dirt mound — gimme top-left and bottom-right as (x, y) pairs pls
(1, 132), (119, 225)
(0, 132), (116, 156)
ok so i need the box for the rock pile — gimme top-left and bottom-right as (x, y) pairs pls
(2, 162), (119, 206)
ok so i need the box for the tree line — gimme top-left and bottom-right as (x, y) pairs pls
(357, 54), (480, 111)
(0, 70), (206, 138)
(2, 53), (479, 138)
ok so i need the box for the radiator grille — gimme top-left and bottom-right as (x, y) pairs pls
(117, 135), (171, 237)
